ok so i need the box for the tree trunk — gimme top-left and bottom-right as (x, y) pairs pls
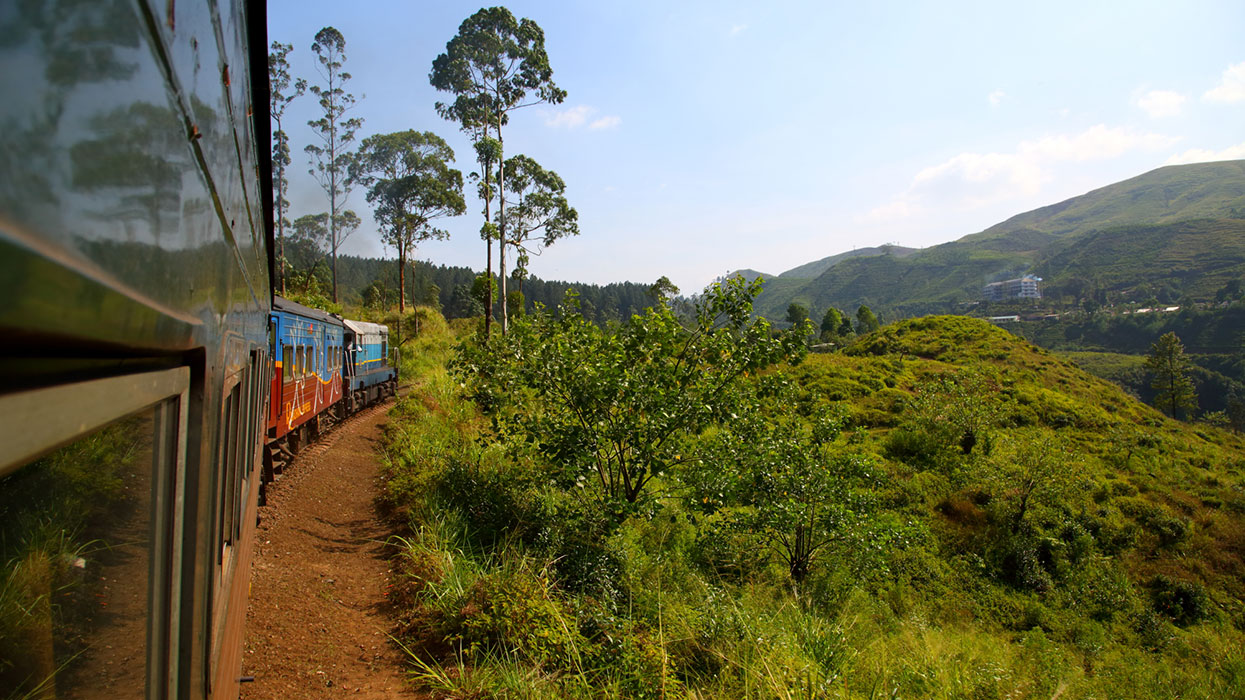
(483, 156), (493, 338)
(497, 116), (508, 335)
(398, 241), (406, 314)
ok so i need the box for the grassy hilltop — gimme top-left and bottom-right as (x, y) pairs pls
(380, 304), (1245, 699)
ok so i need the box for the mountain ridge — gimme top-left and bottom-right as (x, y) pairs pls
(751, 160), (1245, 319)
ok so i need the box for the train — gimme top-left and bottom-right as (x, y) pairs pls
(0, 2), (393, 699)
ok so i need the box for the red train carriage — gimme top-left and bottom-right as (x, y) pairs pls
(265, 297), (344, 473)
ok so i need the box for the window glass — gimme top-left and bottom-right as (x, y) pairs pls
(296, 346), (305, 378)
(283, 345), (294, 380)
(0, 402), (172, 699)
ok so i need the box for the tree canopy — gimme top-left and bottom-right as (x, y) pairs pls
(453, 277), (810, 511)
(351, 130), (465, 312)
(306, 26), (363, 302)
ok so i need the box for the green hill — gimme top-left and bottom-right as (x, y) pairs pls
(754, 160), (1245, 319)
(777, 244), (919, 279)
(384, 312), (1245, 699)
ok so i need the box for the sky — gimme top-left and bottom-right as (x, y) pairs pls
(269, 0), (1245, 293)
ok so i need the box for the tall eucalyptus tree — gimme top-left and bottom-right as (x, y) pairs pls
(269, 41), (305, 296)
(429, 7), (565, 334)
(352, 131), (466, 312)
(306, 26), (363, 303)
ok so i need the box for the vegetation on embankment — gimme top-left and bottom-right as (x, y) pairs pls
(380, 298), (1245, 699)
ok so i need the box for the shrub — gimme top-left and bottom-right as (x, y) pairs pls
(1150, 575), (1211, 627)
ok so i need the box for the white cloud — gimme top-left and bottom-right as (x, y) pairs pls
(545, 105), (593, 128)
(861, 199), (920, 224)
(1165, 141), (1245, 165)
(1137, 89), (1186, 118)
(589, 115), (621, 130)
(1016, 124), (1177, 162)
(988, 89), (1006, 107)
(729, 23), (748, 37)
(1204, 61), (1245, 103)
(858, 124), (1177, 222)
(546, 105), (621, 131)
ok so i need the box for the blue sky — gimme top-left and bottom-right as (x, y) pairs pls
(269, 1), (1245, 292)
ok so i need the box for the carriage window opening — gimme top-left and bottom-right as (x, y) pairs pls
(296, 346), (305, 378)
(283, 345), (294, 379)
(217, 382), (241, 558)
(381, 340), (387, 365)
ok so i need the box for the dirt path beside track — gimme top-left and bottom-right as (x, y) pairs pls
(240, 400), (421, 699)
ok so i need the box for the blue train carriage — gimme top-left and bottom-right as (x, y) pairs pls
(0, 0), (273, 699)
(267, 297), (344, 454)
(342, 319), (398, 411)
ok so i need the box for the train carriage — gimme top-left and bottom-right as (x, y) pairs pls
(0, 0), (273, 698)
(268, 296), (344, 448)
(342, 319), (398, 412)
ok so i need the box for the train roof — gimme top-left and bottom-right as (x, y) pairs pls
(342, 319), (388, 337)
(273, 296), (344, 327)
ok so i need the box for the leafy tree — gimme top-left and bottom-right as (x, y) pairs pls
(985, 435), (1078, 534)
(648, 276), (680, 305)
(269, 41), (306, 296)
(911, 368), (1005, 457)
(855, 305), (880, 335)
(501, 154), (578, 297)
(453, 277), (810, 510)
(692, 402), (882, 585)
(820, 308), (844, 337)
(430, 7), (566, 335)
(837, 314), (855, 339)
(471, 272), (498, 317)
(351, 130), (466, 312)
(306, 26), (363, 303)
(785, 302), (809, 327)
(1145, 332), (1197, 418)
(287, 211), (360, 287)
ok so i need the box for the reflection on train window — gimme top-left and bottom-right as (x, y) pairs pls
(0, 402), (173, 699)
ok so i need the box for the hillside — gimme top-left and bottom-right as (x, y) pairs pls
(777, 244), (919, 279)
(753, 160), (1245, 320)
(383, 311), (1245, 698)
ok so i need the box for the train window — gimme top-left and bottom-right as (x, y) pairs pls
(296, 346), (305, 378)
(0, 368), (189, 700)
(381, 340), (388, 365)
(217, 380), (242, 559)
(283, 345), (294, 381)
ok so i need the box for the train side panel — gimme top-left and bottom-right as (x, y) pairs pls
(267, 297), (344, 443)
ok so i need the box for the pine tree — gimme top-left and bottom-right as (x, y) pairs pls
(1145, 332), (1197, 418)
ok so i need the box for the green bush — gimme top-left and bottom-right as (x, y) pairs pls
(1150, 575), (1211, 627)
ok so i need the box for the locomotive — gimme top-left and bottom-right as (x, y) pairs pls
(0, 1), (394, 698)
